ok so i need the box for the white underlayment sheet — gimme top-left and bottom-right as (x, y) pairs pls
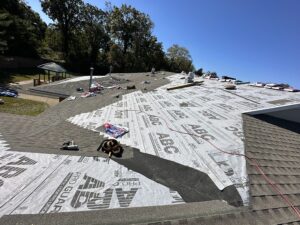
(0, 134), (183, 217)
(0, 136), (9, 152)
(68, 74), (300, 205)
(57, 75), (108, 84)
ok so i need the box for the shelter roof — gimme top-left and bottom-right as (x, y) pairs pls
(37, 62), (66, 73)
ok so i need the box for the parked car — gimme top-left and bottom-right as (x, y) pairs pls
(0, 86), (18, 97)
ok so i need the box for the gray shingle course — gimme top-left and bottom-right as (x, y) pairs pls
(243, 114), (300, 223)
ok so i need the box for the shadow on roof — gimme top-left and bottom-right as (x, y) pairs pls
(252, 114), (300, 134)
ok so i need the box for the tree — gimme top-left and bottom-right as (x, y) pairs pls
(43, 25), (62, 52)
(81, 3), (109, 66)
(41, 0), (84, 57)
(107, 4), (154, 71)
(140, 36), (167, 71)
(0, 12), (11, 53)
(166, 44), (194, 72)
(0, 0), (46, 57)
(107, 44), (123, 72)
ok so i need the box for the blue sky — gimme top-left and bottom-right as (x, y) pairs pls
(28, 0), (300, 87)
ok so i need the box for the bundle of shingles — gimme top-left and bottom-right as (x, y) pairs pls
(250, 82), (299, 92)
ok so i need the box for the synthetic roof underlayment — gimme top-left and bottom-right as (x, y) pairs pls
(57, 75), (108, 84)
(68, 74), (300, 205)
(0, 135), (9, 152)
(0, 133), (183, 216)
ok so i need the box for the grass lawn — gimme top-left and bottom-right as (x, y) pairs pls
(0, 68), (72, 84)
(0, 96), (48, 116)
(11, 74), (41, 83)
(0, 68), (40, 84)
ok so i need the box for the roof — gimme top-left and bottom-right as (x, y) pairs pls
(243, 114), (300, 224)
(1, 72), (300, 224)
(37, 62), (66, 73)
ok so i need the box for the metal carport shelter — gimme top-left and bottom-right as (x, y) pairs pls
(35, 62), (68, 86)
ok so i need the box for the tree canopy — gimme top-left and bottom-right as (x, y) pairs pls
(106, 4), (165, 72)
(0, 0), (46, 57)
(81, 3), (109, 65)
(1, 0), (196, 74)
(167, 44), (194, 73)
(41, 0), (83, 57)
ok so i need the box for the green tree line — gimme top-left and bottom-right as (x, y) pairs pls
(0, 0), (195, 74)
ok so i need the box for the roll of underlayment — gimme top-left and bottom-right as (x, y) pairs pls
(224, 84), (236, 90)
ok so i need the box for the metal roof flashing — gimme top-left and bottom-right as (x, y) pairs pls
(243, 103), (300, 115)
(243, 103), (300, 124)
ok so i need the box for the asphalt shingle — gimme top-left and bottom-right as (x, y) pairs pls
(243, 114), (300, 223)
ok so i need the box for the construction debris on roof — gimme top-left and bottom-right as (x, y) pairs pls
(224, 83), (236, 90)
(222, 75), (236, 80)
(249, 82), (299, 92)
(203, 73), (219, 79)
(234, 80), (250, 85)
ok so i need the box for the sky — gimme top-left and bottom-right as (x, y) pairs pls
(27, 0), (300, 88)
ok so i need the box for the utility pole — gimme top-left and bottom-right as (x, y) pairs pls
(89, 67), (94, 91)
(109, 65), (113, 79)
